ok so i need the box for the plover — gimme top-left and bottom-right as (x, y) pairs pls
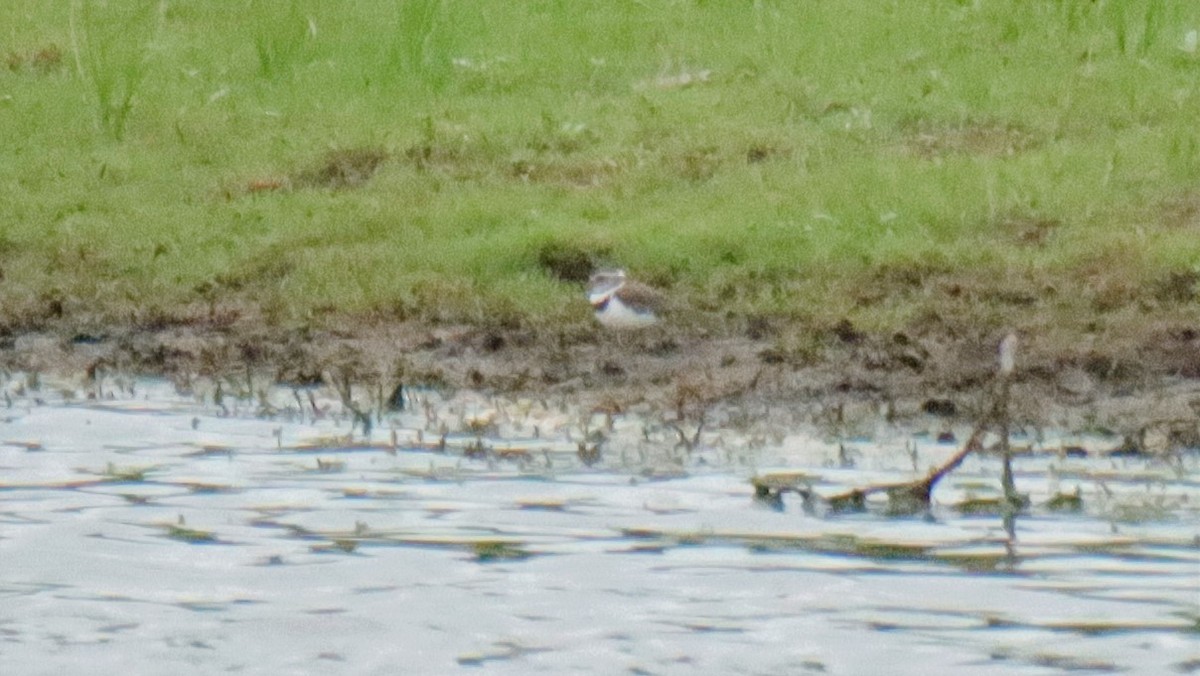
(587, 269), (662, 328)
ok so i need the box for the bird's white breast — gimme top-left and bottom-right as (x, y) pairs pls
(594, 295), (658, 328)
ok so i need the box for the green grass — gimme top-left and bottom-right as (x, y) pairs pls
(3, 1), (1200, 341)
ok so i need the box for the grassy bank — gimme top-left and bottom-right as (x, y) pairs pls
(3, 1), (1200, 355)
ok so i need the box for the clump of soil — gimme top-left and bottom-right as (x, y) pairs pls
(536, 241), (608, 283)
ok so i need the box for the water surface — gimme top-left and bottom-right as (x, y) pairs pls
(1, 378), (1197, 674)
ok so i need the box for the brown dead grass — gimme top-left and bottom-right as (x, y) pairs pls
(404, 138), (491, 179)
(992, 213), (1062, 248)
(5, 44), (63, 74)
(1158, 192), (1200, 231)
(510, 157), (620, 188)
(294, 147), (389, 190)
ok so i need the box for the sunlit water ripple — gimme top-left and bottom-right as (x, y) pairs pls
(1, 378), (1197, 675)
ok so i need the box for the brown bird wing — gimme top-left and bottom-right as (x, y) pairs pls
(614, 281), (664, 313)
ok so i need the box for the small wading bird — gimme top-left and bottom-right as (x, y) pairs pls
(587, 269), (663, 328)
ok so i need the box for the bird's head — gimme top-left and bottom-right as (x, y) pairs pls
(587, 268), (627, 304)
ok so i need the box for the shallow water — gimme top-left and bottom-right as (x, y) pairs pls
(1, 377), (1197, 675)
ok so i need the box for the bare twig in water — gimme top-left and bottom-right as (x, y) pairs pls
(754, 416), (990, 516)
(754, 333), (1029, 519)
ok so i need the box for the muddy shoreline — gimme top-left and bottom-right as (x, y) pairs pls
(3, 317), (1200, 454)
